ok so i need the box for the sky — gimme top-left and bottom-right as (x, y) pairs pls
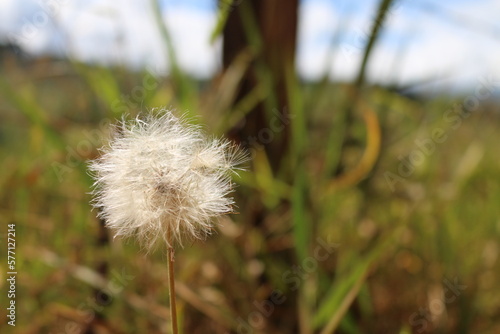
(0, 0), (499, 92)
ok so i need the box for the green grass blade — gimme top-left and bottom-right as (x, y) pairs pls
(286, 66), (308, 262)
(150, 0), (196, 111)
(0, 76), (64, 150)
(314, 227), (401, 331)
(74, 64), (122, 115)
(210, 0), (236, 44)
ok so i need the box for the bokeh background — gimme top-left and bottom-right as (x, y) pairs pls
(1, 0), (500, 333)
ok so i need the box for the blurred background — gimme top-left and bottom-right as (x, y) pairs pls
(1, 0), (500, 333)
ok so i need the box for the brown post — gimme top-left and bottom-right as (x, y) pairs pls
(223, 0), (299, 172)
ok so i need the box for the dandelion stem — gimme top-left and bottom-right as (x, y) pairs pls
(167, 232), (178, 334)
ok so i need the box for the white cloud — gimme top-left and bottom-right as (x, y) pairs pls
(1, 0), (499, 89)
(59, 0), (219, 76)
(0, 0), (18, 37)
(1, 0), (219, 77)
(163, 7), (220, 77)
(300, 0), (500, 90)
(374, 0), (500, 90)
(297, 0), (340, 80)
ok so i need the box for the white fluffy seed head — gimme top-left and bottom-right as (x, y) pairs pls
(89, 110), (247, 250)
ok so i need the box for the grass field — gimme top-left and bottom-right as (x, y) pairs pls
(1, 43), (500, 334)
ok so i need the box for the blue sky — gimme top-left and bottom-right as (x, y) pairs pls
(0, 0), (499, 91)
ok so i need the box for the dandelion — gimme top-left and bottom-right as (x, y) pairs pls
(88, 109), (246, 333)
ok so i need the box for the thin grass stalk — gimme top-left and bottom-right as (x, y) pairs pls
(167, 229), (178, 334)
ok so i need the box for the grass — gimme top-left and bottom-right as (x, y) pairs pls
(1, 30), (500, 334)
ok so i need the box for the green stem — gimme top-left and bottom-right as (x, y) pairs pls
(167, 240), (178, 334)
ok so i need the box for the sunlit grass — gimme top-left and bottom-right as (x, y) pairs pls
(1, 46), (500, 334)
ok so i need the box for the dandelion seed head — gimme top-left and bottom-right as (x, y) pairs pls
(89, 110), (247, 250)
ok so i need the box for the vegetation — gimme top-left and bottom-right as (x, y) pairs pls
(1, 2), (500, 334)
